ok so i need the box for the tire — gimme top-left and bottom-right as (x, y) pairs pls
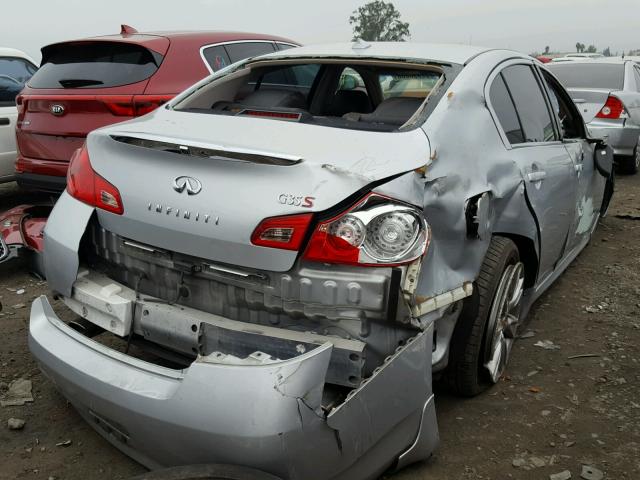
(445, 236), (525, 397)
(128, 464), (283, 480)
(617, 146), (639, 175)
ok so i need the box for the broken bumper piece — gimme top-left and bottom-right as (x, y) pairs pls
(29, 296), (438, 480)
(0, 205), (50, 274)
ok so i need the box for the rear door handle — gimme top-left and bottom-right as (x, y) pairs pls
(527, 171), (547, 182)
(0, 117), (10, 126)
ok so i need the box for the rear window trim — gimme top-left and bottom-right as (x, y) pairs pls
(199, 40), (299, 75)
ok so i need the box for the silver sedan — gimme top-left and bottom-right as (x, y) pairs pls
(23, 42), (613, 480)
(548, 58), (640, 174)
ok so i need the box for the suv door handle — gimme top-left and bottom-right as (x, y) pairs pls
(0, 117), (11, 126)
(527, 171), (547, 182)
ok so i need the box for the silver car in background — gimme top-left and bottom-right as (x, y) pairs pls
(27, 43), (613, 480)
(548, 58), (640, 174)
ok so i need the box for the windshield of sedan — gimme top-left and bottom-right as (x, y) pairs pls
(0, 57), (37, 106)
(173, 60), (448, 132)
(547, 63), (624, 90)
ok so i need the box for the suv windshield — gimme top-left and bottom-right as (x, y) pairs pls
(174, 61), (449, 132)
(548, 63), (624, 90)
(0, 57), (37, 106)
(29, 42), (163, 89)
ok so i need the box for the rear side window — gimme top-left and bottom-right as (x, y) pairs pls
(276, 43), (296, 51)
(489, 74), (525, 144)
(548, 63), (624, 90)
(501, 65), (556, 143)
(224, 42), (275, 63)
(202, 45), (231, 72)
(0, 57), (37, 105)
(29, 42), (162, 89)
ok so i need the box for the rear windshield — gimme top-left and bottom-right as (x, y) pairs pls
(174, 61), (449, 132)
(548, 63), (624, 90)
(29, 42), (163, 89)
(0, 57), (37, 106)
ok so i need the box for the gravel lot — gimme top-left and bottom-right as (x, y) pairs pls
(1, 174), (639, 480)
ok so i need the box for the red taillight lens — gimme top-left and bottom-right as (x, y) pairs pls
(251, 213), (313, 251)
(101, 95), (173, 117)
(303, 194), (429, 267)
(16, 95), (26, 120)
(133, 95), (173, 116)
(67, 145), (124, 215)
(596, 96), (627, 119)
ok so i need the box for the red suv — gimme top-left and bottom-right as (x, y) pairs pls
(15, 26), (298, 191)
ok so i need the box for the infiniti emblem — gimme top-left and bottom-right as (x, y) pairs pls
(173, 176), (202, 195)
(50, 104), (65, 116)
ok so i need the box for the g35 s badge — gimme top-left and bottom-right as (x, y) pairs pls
(278, 193), (315, 208)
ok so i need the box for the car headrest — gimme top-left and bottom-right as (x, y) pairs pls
(326, 90), (373, 116)
(360, 97), (424, 125)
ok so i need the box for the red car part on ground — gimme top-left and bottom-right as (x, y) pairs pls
(15, 25), (299, 192)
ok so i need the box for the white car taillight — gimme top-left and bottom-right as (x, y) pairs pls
(303, 194), (429, 266)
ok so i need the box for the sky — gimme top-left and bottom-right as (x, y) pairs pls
(3, 0), (639, 63)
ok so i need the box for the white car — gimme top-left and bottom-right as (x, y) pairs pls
(0, 48), (37, 183)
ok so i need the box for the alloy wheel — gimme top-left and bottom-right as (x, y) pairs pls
(484, 261), (525, 383)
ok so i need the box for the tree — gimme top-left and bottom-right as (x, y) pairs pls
(603, 47), (611, 57)
(575, 42), (582, 53)
(586, 45), (597, 53)
(349, 1), (410, 42)
(544, 46), (550, 55)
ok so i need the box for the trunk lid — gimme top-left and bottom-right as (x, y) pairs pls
(17, 38), (170, 163)
(566, 88), (614, 123)
(88, 109), (430, 272)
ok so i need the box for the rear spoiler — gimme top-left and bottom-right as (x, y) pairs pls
(110, 134), (304, 167)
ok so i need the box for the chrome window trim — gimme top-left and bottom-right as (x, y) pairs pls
(199, 40), (299, 75)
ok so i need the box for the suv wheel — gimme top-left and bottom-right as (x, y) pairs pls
(446, 237), (525, 396)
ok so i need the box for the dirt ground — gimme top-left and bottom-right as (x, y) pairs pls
(1, 174), (638, 480)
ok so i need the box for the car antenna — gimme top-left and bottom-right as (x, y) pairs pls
(121, 24), (139, 35)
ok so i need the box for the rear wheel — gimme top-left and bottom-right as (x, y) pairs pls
(617, 145), (639, 175)
(445, 237), (525, 396)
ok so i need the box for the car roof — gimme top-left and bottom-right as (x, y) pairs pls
(250, 42), (496, 65)
(60, 30), (297, 48)
(0, 47), (37, 65)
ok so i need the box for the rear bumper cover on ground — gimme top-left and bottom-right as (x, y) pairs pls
(29, 295), (438, 480)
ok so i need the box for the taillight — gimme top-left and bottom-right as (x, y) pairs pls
(251, 213), (313, 250)
(303, 194), (429, 267)
(67, 145), (124, 215)
(596, 96), (628, 119)
(102, 95), (173, 117)
(15, 95), (26, 120)
(133, 95), (173, 116)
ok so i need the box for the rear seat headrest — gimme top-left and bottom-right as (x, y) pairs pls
(360, 97), (424, 125)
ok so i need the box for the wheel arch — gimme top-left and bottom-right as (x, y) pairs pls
(491, 232), (538, 288)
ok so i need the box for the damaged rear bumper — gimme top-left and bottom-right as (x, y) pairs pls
(29, 295), (438, 480)
(0, 205), (50, 275)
